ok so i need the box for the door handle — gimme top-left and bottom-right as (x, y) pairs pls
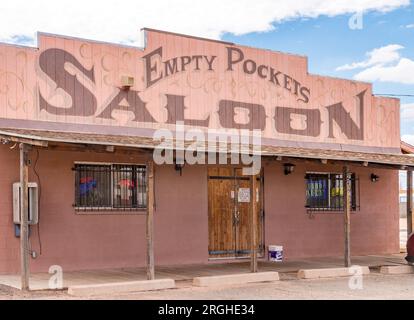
(234, 211), (240, 226)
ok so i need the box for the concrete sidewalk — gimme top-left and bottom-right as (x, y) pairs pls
(0, 254), (406, 291)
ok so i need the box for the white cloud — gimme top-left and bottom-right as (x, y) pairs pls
(0, 0), (409, 46)
(337, 43), (414, 84)
(336, 44), (404, 71)
(406, 24), (414, 28)
(402, 103), (414, 121)
(354, 57), (414, 84)
(402, 134), (414, 145)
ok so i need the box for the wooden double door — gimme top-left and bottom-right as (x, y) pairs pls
(208, 167), (264, 259)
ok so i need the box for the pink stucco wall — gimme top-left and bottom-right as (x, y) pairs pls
(0, 145), (399, 274)
(263, 160), (400, 259)
(0, 144), (209, 274)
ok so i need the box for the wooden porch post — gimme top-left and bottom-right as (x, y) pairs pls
(250, 174), (258, 273)
(19, 143), (30, 290)
(407, 170), (413, 236)
(343, 166), (351, 268)
(146, 160), (155, 280)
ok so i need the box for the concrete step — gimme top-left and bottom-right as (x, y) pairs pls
(380, 265), (414, 275)
(297, 266), (370, 279)
(193, 272), (279, 287)
(68, 279), (175, 297)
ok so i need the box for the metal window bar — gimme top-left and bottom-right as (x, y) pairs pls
(73, 164), (147, 211)
(305, 173), (360, 213)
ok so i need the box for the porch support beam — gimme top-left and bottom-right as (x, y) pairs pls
(0, 134), (48, 148)
(343, 165), (351, 268)
(250, 174), (258, 273)
(407, 170), (413, 236)
(19, 143), (30, 291)
(266, 155), (414, 172)
(146, 160), (155, 280)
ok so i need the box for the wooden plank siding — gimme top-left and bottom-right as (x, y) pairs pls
(0, 29), (401, 152)
(208, 167), (263, 260)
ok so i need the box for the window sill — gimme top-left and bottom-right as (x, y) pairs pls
(305, 209), (359, 214)
(74, 207), (148, 215)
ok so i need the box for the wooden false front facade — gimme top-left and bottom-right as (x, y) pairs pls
(0, 28), (411, 288)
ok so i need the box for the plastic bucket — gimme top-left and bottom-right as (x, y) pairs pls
(268, 245), (284, 262)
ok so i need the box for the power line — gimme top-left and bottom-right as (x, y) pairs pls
(375, 94), (414, 97)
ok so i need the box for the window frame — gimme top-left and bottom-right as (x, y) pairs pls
(73, 161), (148, 213)
(305, 171), (359, 213)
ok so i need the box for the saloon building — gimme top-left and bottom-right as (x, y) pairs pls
(0, 28), (413, 289)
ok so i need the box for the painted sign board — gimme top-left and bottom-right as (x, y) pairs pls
(0, 28), (400, 152)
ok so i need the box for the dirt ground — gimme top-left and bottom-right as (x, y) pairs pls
(1, 272), (413, 300)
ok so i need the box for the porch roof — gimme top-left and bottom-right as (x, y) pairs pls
(0, 128), (414, 169)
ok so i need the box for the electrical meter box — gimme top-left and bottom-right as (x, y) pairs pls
(13, 182), (39, 225)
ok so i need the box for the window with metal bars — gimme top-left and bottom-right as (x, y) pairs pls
(305, 173), (359, 212)
(74, 163), (147, 211)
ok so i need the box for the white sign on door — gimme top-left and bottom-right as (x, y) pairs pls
(238, 188), (251, 203)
